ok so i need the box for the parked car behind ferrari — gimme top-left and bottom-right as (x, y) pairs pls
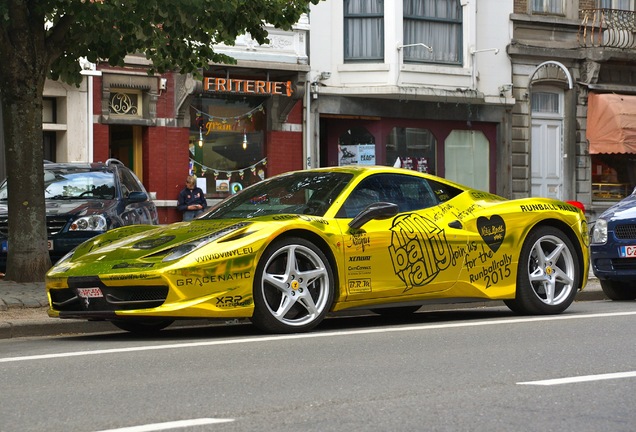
(0, 159), (158, 271)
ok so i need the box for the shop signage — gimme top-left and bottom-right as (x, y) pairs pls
(204, 77), (293, 97)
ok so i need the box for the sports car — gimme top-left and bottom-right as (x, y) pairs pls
(46, 166), (590, 334)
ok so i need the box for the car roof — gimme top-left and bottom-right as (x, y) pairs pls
(43, 159), (125, 172)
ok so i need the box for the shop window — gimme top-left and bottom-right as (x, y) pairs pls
(444, 130), (489, 190)
(190, 97), (266, 198)
(532, 0), (563, 14)
(386, 127), (436, 173)
(591, 155), (636, 201)
(344, 0), (384, 62)
(403, 0), (462, 65)
(338, 127), (376, 165)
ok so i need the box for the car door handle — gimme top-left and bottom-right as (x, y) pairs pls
(448, 220), (462, 229)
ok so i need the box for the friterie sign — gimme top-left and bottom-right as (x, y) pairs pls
(204, 77), (293, 97)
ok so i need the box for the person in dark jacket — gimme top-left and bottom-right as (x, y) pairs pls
(177, 175), (207, 221)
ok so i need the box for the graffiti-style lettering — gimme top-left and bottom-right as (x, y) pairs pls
(388, 214), (452, 290)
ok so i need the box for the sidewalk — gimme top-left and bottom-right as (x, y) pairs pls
(0, 274), (608, 339)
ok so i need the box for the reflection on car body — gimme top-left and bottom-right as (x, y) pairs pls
(46, 166), (589, 334)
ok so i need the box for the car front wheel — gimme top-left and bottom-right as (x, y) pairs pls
(600, 280), (636, 300)
(504, 226), (579, 315)
(251, 237), (335, 333)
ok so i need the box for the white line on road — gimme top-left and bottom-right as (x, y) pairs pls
(2, 310), (636, 364)
(517, 371), (636, 386)
(93, 418), (234, 432)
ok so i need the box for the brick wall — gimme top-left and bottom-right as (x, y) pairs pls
(93, 123), (109, 162)
(144, 126), (190, 224)
(266, 130), (303, 176)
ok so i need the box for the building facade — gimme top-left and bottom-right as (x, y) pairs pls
(510, 0), (636, 221)
(307, 0), (515, 197)
(35, 18), (312, 224)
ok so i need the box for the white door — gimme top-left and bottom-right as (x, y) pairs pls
(531, 90), (564, 200)
(531, 119), (563, 199)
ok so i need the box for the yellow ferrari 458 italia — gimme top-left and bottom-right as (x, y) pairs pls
(46, 166), (590, 334)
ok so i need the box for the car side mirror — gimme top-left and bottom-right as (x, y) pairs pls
(127, 191), (149, 203)
(349, 202), (399, 230)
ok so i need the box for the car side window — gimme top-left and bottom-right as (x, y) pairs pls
(337, 173), (439, 218)
(426, 179), (463, 203)
(118, 168), (144, 198)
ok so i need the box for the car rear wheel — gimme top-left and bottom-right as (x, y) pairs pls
(111, 319), (174, 334)
(251, 237), (334, 333)
(599, 280), (636, 300)
(504, 226), (579, 315)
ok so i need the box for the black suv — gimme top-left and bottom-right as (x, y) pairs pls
(0, 159), (158, 271)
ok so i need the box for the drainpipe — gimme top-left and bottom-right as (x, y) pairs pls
(304, 72), (312, 169)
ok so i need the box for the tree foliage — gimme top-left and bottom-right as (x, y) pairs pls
(0, 0), (318, 282)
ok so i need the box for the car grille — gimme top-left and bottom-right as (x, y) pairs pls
(0, 216), (69, 237)
(615, 224), (636, 239)
(50, 276), (169, 312)
(611, 258), (636, 270)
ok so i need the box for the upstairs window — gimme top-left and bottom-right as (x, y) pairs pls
(532, 0), (563, 14)
(403, 0), (462, 65)
(344, 0), (384, 62)
(598, 0), (635, 10)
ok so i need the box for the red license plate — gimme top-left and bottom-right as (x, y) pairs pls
(77, 287), (103, 298)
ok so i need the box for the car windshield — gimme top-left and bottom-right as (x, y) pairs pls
(0, 168), (116, 201)
(44, 169), (116, 200)
(202, 171), (353, 219)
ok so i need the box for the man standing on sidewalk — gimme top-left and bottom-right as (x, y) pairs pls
(177, 175), (207, 221)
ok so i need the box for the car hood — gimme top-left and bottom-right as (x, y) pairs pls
(69, 219), (252, 263)
(599, 193), (636, 221)
(0, 199), (115, 217)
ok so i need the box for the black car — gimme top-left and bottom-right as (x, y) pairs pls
(0, 159), (158, 271)
(590, 189), (636, 300)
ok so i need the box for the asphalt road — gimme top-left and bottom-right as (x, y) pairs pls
(1, 300), (635, 432)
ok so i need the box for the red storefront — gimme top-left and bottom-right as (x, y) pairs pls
(90, 64), (306, 223)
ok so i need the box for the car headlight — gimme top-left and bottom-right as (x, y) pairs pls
(162, 222), (250, 262)
(591, 218), (608, 245)
(69, 215), (107, 232)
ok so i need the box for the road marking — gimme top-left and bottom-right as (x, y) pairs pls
(518, 371), (636, 386)
(1, 310), (636, 364)
(93, 418), (234, 431)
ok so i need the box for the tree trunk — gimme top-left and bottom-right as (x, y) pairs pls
(0, 40), (51, 282)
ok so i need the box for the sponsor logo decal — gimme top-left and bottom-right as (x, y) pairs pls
(349, 256), (371, 262)
(348, 278), (372, 293)
(477, 215), (506, 253)
(195, 247), (254, 263)
(215, 295), (252, 307)
(176, 272), (251, 286)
